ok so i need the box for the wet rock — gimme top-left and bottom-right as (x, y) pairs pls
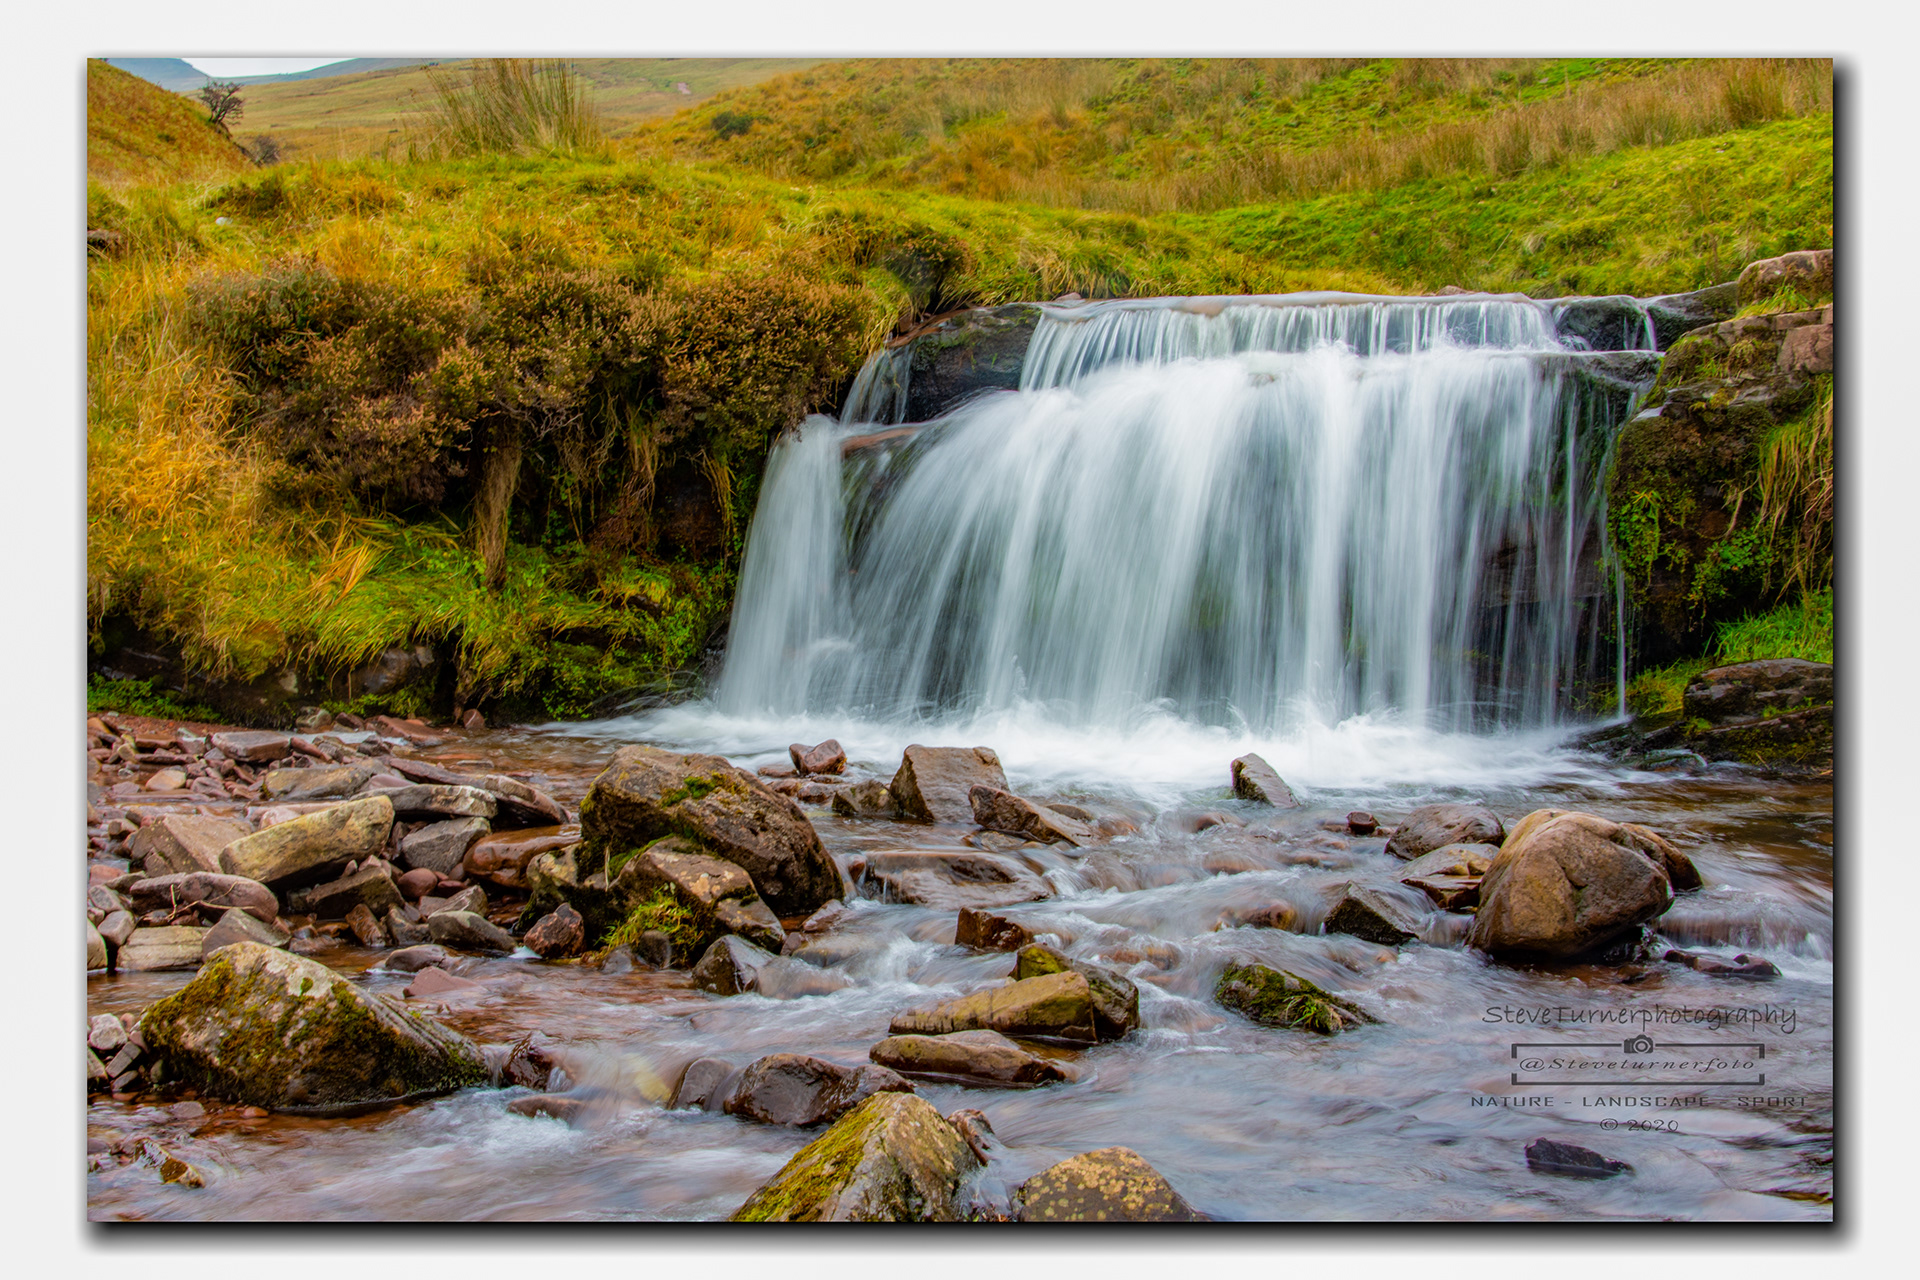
(889, 745), (1008, 825)
(1217, 902), (1300, 931)
(89, 1013), (128, 1055)
(129, 814), (252, 878)
(1215, 962), (1375, 1034)
(397, 867), (440, 901)
(501, 1030), (562, 1090)
(691, 934), (778, 995)
(1525, 1137), (1632, 1179)
(859, 850), (1050, 912)
(200, 907), (290, 956)
(968, 785), (1093, 846)
(1015, 1147), (1202, 1222)
(524, 904), (585, 958)
(751, 958), (856, 999)
(427, 885), (488, 918)
(405, 966), (487, 999)
(132, 872), (278, 925)
(138, 942), (488, 1108)
(384, 944), (449, 973)
(1324, 882), (1427, 945)
(1010, 943), (1140, 1041)
(87, 919), (109, 970)
(890, 970), (1100, 1043)
(724, 1054), (915, 1128)
(789, 739), (847, 776)
(869, 1030), (1070, 1087)
(954, 907), (1033, 951)
(1230, 753), (1298, 807)
(622, 838), (785, 952)
(385, 910), (430, 947)
(361, 784), (497, 821)
(98, 910), (136, 949)
(1468, 809), (1681, 959)
(1402, 875), (1482, 911)
(287, 863), (403, 922)
(220, 796), (395, 888)
(345, 903), (389, 948)
(1665, 949), (1781, 979)
(1684, 658), (1833, 726)
(731, 1091), (981, 1221)
(1346, 810), (1378, 835)
(210, 731), (291, 763)
(672, 1057), (737, 1110)
(1172, 808), (1243, 833)
(262, 763), (378, 802)
(426, 910), (517, 954)
(464, 830), (577, 889)
(578, 744), (841, 917)
(508, 1093), (587, 1124)
(473, 775), (568, 828)
(144, 768), (189, 792)
(631, 930), (674, 969)
(398, 817), (491, 877)
(116, 926), (209, 971)
(832, 779), (898, 819)
(1384, 803), (1505, 860)
(1398, 844), (1498, 879)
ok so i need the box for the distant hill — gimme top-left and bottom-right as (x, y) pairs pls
(87, 59), (251, 189)
(99, 58), (207, 93)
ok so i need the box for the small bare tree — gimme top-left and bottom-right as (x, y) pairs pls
(198, 80), (245, 133)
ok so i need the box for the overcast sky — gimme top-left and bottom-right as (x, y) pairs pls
(181, 58), (353, 77)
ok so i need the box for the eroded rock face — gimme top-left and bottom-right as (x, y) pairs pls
(969, 786), (1092, 846)
(137, 942), (488, 1110)
(1015, 1147), (1202, 1222)
(1384, 804), (1505, 860)
(869, 1030), (1070, 1087)
(889, 746), (1008, 825)
(399, 818), (491, 877)
(889, 970), (1099, 1043)
(129, 814), (252, 877)
(722, 1054), (915, 1127)
(1230, 754), (1299, 807)
(730, 1091), (981, 1221)
(220, 797), (394, 888)
(1684, 659), (1833, 726)
(578, 745), (840, 917)
(1467, 809), (1681, 959)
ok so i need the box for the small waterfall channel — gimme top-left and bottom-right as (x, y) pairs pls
(722, 293), (1656, 737)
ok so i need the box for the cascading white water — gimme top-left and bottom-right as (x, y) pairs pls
(716, 294), (1638, 742)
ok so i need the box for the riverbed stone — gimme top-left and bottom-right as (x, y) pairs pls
(1398, 844), (1499, 879)
(859, 850), (1050, 912)
(129, 814), (252, 877)
(287, 862), (404, 921)
(1525, 1137), (1632, 1179)
(345, 903), (389, 948)
(220, 796), (394, 888)
(139, 942), (487, 1109)
(1010, 943), (1140, 1041)
(201, 907), (290, 956)
(724, 1054), (915, 1128)
(1215, 962), (1375, 1034)
(889, 745), (1008, 825)
(832, 779), (897, 818)
(361, 784), (497, 821)
(427, 885), (488, 919)
(691, 934), (777, 995)
(88, 1013), (128, 1055)
(672, 1057), (736, 1110)
(99, 909), (136, 949)
(524, 903), (585, 958)
(1230, 754), (1299, 807)
(578, 745), (841, 917)
(87, 919), (108, 970)
(730, 1091), (980, 1221)
(1014, 1146), (1203, 1222)
(790, 739), (847, 775)
(398, 817), (491, 877)
(464, 830), (577, 889)
(405, 966), (486, 1000)
(969, 785), (1093, 846)
(384, 944), (449, 973)
(262, 763), (378, 802)
(1384, 803), (1505, 860)
(426, 910), (517, 954)
(397, 867), (440, 901)
(1467, 809), (1680, 959)
(1324, 882), (1427, 945)
(116, 926), (209, 971)
(869, 1030), (1070, 1087)
(210, 731), (291, 763)
(955, 908), (1033, 951)
(473, 775), (567, 827)
(890, 970), (1100, 1043)
(132, 872), (279, 925)
(385, 910), (429, 947)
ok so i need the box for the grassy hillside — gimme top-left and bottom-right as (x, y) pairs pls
(86, 57), (1834, 723)
(87, 59), (251, 189)
(233, 58), (830, 163)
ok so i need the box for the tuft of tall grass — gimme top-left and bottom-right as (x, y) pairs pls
(1749, 378), (1834, 597)
(1715, 589), (1832, 666)
(410, 59), (608, 160)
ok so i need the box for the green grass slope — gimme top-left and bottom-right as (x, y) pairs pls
(87, 58), (251, 189)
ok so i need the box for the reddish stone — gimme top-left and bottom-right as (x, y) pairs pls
(789, 739), (848, 776)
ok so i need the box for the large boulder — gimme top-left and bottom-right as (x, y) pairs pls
(1384, 803), (1505, 860)
(1230, 754), (1299, 807)
(620, 838), (785, 953)
(262, 763), (378, 802)
(1215, 963), (1375, 1034)
(1010, 943), (1139, 1040)
(722, 1054), (915, 1127)
(889, 745), (1008, 825)
(1735, 248), (1833, 311)
(1467, 809), (1682, 959)
(115, 926), (210, 971)
(889, 970), (1100, 1043)
(360, 784), (497, 821)
(398, 817), (491, 877)
(968, 786), (1092, 846)
(131, 872), (278, 924)
(220, 796), (394, 888)
(730, 1091), (981, 1221)
(137, 942), (488, 1110)
(869, 1030), (1070, 1087)
(577, 745), (840, 917)
(1014, 1147), (1203, 1222)
(1683, 658), (1833, 725)
(128, 814), (252, 877)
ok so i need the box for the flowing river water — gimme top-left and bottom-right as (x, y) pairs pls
(86, 294), (1833, 1221)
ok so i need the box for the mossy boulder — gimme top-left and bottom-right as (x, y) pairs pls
(137, 942), (488, 1111)
(1009, 943), (1140, 1040)
(889, 969), (1100, 1043)
(578, 745), (840, 917)
(730, 1091), (980, 1221)
(1214, 963), (1375, 1035)
(619, 838), (785, 953)
(219, 796), (394, 888)
(1013, 1146), (1203, 1222)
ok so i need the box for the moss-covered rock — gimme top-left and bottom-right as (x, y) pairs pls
(1214, 962), (1375, 1035)
(1009, 943), (1140, 1041)
(730, 1091), (980, 1221)
(1014, 1146), (1203, 1222)
(137, 941), (488, 1111)
(889, 970), (1100, 1043)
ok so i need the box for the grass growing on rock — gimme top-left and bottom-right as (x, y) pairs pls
(604, 885), (705, 955)
(1624, 589), (1833, 717)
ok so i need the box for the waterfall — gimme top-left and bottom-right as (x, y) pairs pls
(718, 295), (1641, 735)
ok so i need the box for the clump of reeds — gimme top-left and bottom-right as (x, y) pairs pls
(411, 58), (606, 160)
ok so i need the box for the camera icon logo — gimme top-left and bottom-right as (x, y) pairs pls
(1622, 1035), (1656, 1055)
